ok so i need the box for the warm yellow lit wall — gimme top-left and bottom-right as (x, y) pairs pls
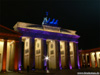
(6, 41), (15, 71)
(91, 52), (95, 68)
(0, 41), (4, 72)
(24, 38), (30, 69)
(96, 52), (100, 68)
(35, 39), (42, 51)
(60, 41), (66, 68)
(35, 38), (43, 69)
(69, 42), (75, 68)
(60, 41), (65, 53)
(48, 40), (56, 69)
(24, 38), (30, 51)
(9, 42), (15, 70)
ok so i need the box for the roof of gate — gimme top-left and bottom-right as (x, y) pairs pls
(13, 22), (79, 36)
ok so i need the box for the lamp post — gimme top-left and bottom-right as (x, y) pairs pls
(44, 56), (49, 73)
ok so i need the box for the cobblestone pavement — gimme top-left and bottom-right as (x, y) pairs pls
(0, 68), (100, 75)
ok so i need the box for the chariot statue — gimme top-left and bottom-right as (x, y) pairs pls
(42, 12), (58, 26)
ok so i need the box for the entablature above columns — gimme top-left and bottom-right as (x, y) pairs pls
(18, 27), (80, 43)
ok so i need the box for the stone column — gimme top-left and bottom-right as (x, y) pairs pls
(2, 39), (7, 72)
(29, 38), (35, 70)
(95, 52), (97, 67)
(89, 53), (92, 67)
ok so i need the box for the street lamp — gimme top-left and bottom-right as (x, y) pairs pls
(44, 56), (50, 73)
(45, 56), (49, 61)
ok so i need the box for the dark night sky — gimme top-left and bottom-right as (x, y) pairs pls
(0, 0), (100, 50)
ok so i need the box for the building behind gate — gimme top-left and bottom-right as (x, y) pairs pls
(79, 47), (100, 68)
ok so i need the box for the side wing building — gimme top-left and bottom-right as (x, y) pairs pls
(0, 25), (21, 72)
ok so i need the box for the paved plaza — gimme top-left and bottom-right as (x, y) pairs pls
(0, 68), (100, 75)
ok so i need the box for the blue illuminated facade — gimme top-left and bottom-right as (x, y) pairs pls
(13, 15), (80, 70)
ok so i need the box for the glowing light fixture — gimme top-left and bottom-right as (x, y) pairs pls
(46, 70), (50, 73)
(70, 65), (72, 69)
(45, 56), (49, 61)
(19, 67), (21, 71)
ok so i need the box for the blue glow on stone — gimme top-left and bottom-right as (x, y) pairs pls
(18, 27), (80, 42)
(18, 27), (80, 70)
